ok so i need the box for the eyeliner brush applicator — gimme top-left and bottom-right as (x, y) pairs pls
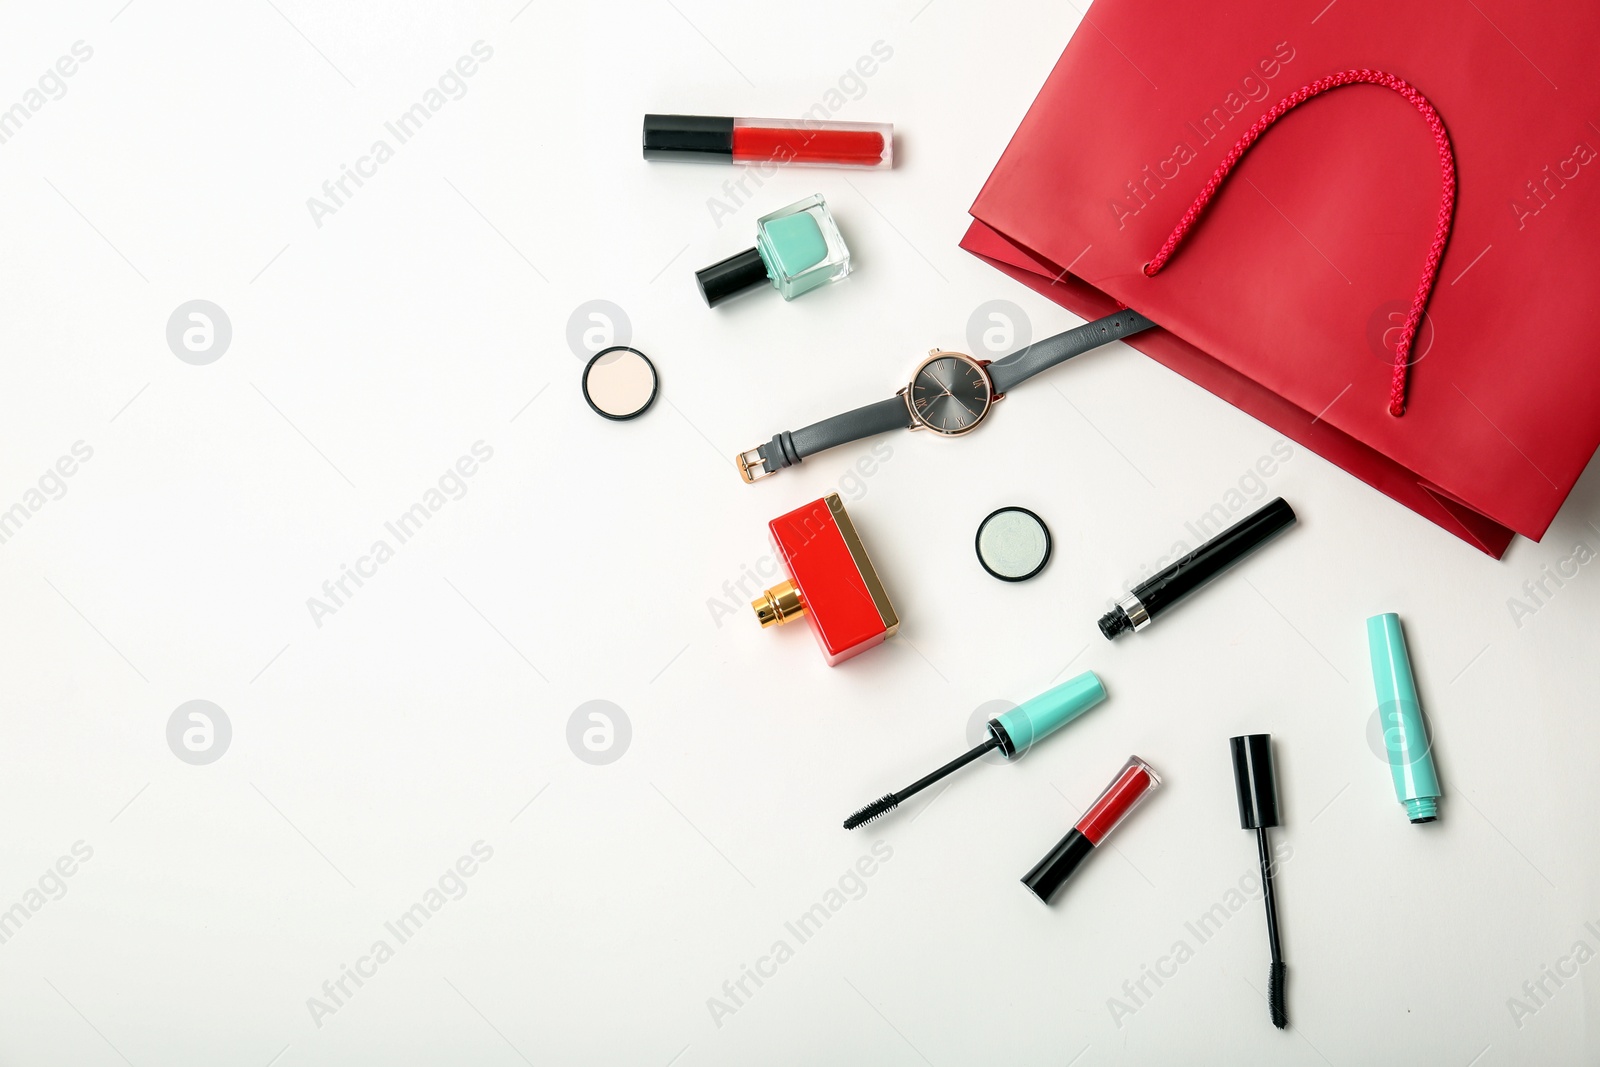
(1231, 733), (1289, 1029)
(843, 671), (1106, 830)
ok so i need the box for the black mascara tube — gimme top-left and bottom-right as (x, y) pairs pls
(1098, 497), (1296, 639)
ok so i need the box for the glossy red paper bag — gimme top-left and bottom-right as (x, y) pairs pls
(963, 0), (1600, 556)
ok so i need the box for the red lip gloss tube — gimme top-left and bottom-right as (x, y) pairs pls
(643, 114), (893, 170)
(1023, 756), (1161, 904)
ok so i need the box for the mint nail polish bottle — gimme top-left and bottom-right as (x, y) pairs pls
(695, 194), (851, 307)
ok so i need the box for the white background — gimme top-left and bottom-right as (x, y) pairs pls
(0, 1), (1596, 1064)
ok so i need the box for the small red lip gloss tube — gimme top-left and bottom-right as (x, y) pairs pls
(643, 114), (893, 170)
(753, 492), (899, 666)
(1023, 756), (1161, 904)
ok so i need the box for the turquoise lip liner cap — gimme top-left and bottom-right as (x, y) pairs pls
(991, 671), (1107, 756)
(1366, 613), (1441, 824)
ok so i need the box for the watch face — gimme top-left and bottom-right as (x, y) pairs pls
(908, 352), (993, 435)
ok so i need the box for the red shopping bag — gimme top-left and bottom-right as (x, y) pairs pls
(962, 0), (1600, 557)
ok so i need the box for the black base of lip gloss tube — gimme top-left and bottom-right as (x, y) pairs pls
(1022, 828), (1095, 904)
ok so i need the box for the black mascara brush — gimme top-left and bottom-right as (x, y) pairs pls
(843, 671), (1107, 830)
(1231, 733), (1288, 1028)
(844, 733), (1002, 829)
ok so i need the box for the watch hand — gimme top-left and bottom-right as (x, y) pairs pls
(919, 388), (952, 417)
(952, 395), (983, 419)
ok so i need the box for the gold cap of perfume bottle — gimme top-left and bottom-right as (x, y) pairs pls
(753, 580), (805, 628)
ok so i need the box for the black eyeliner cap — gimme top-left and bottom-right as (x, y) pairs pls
(1230, 733), (1280, 830)
(695, 247), (769, 307)
(643, 114), (734, 162)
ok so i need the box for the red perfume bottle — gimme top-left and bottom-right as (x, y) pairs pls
(753, 493), (898, 666)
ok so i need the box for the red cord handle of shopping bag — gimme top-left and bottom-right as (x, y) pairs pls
(1143, 69), (1457, 417)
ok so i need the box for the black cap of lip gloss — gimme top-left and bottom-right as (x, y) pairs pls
(643, 114), (734, 162)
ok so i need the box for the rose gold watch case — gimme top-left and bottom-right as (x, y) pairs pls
(900, 349), (1003, 436)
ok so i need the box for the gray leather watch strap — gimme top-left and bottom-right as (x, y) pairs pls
(745, 309), (1155, 480)
(987, 309), (1155, 394)
(757, 395), (912, 473)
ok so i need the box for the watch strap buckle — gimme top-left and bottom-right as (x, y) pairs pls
(737, 447), (774, 483)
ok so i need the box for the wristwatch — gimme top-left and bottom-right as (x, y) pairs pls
(737, 309), (1155, 482)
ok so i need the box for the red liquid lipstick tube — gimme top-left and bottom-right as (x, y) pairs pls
(643, 114), (893, 170)
(1023, 756), (1161, 904)
(753, 493), (898, 665)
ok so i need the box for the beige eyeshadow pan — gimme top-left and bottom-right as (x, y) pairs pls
(582, 346), (658, 421)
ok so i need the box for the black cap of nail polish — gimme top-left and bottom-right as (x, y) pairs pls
(695, 248), (769, 307)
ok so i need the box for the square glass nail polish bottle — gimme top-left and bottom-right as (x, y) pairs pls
(696, 194), (851, 307)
